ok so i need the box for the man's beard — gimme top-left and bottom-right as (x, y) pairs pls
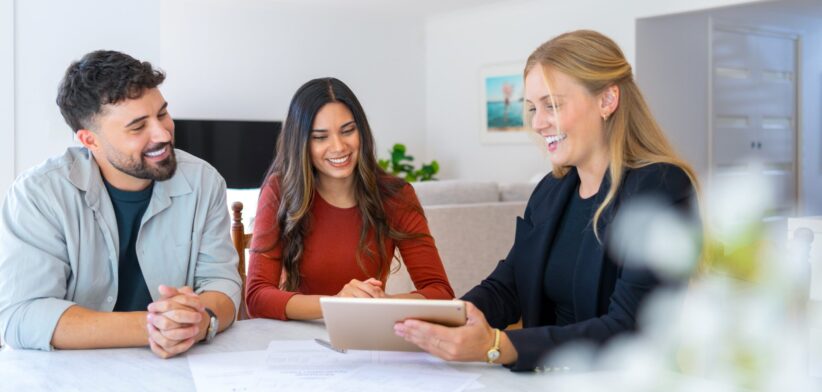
(106, 142), (177, 181)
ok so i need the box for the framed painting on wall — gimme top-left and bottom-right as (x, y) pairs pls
(480, 63), (530, 144)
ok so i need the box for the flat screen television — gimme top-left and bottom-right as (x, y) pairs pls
(173, 119), (281, 189)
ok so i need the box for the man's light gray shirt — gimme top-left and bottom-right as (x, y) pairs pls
(0, 147), (241, 350)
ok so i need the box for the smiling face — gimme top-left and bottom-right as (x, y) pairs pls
(524, 66), (609, 171)
(77, 87), (176, 191)
(309, 102), (361, 188)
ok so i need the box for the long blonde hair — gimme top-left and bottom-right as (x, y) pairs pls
(525, 30), (699, 240)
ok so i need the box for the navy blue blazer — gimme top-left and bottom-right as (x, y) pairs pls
(462, 163), (698, 371)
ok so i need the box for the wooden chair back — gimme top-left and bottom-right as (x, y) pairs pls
(231, 202), (253, 320)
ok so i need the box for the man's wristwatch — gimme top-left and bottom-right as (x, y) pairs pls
(203, 308), (218, 344)
(486, 328), (501, 364)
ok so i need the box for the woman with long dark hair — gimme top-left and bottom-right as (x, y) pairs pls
(246, 78), (454, 320)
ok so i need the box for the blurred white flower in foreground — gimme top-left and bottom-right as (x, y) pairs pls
(538, 163), (821, 390)
(608, 195), (700, 280)
(706, 163), (775, 240)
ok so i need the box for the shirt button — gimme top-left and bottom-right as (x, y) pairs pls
(107, 296), (114, 303)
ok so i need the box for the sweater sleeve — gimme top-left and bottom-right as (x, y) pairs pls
(390, 184), (455, 300)
(0, 177), (76, 350)
(244, 180), (298, 320)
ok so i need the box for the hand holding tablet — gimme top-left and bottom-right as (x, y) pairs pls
(320, 297), (466, 352)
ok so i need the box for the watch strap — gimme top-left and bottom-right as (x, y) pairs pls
(486, 328), (501, 364)
(204, 307), (218, 343)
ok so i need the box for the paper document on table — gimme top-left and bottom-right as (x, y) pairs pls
(187, 350), (267, 392)
(328, 363), (481, 392)
(187, 340), (482, 392)
(372, 349), (483, 387)
(255, 340), (481, 392)
(253, 340), (372, 388)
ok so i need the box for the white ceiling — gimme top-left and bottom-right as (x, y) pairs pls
(774, 0), (822, 18)
(728, 0), (822, 22)
(398, 0), (521, 16)
(247, 0), (521, 17)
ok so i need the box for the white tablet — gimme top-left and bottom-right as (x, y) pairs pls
(319, 297), (467, 352)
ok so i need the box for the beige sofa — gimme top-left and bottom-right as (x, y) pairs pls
(387, 180), (535, 298)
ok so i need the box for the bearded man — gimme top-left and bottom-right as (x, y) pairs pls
(0, 50), (240, 358)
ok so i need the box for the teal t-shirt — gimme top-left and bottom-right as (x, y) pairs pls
(104, 180), (154, 312)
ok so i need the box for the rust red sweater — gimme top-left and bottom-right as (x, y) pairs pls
(245, 179), (454, 320)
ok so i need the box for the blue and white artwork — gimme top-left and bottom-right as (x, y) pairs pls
(484, 74), (525, 131)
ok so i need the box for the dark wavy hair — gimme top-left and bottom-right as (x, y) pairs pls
(56, 50), (165, 132)
(255, 77), (422, 291)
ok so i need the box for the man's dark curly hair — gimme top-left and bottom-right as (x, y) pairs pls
(56, 50), (166, 133)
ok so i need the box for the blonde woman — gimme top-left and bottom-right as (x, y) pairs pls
(395, 30), (700, 371)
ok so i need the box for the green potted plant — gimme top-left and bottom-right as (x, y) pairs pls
(378, 143), (439, 182)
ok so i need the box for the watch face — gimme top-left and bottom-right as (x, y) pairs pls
(488, 349), (500, 362)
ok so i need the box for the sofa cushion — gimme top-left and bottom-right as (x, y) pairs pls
(499, 182), (537, 202)
(387, 201), (526, 297)
(411, 180), (499, 206)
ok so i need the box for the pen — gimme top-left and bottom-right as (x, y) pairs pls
(314, 338), (347, 354)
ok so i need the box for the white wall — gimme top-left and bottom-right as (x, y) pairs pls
(158, 0), (427, 165)
(636, 12), (712, 180)
(1, 0), (14, 201)
(423, 0), (769, 181)
(4, 0), (425, 198)
(5, 0), (774, 198)
(12, 0), (161, 180)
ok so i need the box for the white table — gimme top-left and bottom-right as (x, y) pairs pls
(0, 319), (555, 391)
(4, 319), (818, 391)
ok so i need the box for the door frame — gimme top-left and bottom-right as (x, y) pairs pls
(708, 18), (801, 215)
